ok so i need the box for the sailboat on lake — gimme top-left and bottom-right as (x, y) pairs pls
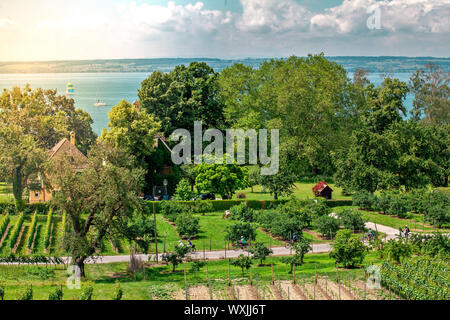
(65, 83), (75, 95)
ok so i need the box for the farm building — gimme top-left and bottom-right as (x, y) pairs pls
(312, 181), (333, 200)
(28, 132), (89, 203)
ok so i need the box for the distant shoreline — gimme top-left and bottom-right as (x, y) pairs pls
(0, 56), (448, 74)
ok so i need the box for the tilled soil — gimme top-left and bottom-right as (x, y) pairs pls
(189, 285), (211, 300)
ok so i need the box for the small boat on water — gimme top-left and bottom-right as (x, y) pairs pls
(65, 83), (75, 95)
(94, 100), (107, 107)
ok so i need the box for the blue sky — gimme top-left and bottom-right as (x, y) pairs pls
(0, 0), (449, 61)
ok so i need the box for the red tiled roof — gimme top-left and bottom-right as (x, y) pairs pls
(312, 181), (332, 193)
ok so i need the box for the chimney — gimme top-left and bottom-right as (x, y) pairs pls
(70, 131), (76, 145)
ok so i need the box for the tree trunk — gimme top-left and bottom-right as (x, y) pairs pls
(12, 168), (25, 212)
(75, 258), (86, 278)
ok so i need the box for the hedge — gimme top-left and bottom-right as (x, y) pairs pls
(0, 202), (51, 215)
(144, 199), (351, 213)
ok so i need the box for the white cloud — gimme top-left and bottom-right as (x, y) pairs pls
(310, 0), (450, 35)
(237, 0), (310, 33)
(0, 18), (14, 28)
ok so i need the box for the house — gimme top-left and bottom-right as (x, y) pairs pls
(312, 181), (333, 200)
(28, 132), (89, 203)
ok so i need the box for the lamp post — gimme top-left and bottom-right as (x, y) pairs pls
(163, 179), (168, 197)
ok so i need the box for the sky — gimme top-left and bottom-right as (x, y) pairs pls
(0, 0), (449, 61)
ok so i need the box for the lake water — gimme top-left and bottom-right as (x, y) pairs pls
(0, 72), (414, 135)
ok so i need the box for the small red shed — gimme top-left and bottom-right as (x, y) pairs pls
(312, 181), (333, 200)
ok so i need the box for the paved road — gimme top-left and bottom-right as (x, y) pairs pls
(0, 219), (403, 265)
(60, 221), (401, 265)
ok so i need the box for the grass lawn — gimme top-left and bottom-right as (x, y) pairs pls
(0, 251), (383, 300)
(333, 206), (450, 233)
(233, 182), (352, 201)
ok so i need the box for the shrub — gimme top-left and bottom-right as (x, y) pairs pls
(26, 211), (38, 250)
(236, 193), (247, 199)
(190, 260), (207, 273)
(230, 203), (255, 222)
(113, 281), (123, 301)
(224, 222), (257, 244)
(330, 229), (367, 267)
(48, 286), (63, 300)
(173, 179), (194, 201)
(384, 239), (412, 263)
(0, 213), (10, 240)
(18, 286), (33, 300)
(314, 215), (340, 238)
(425, 205), (449, 228)
(388, 196), (411, 218)
(374, 193), (391, 214)
(80, 283), (94, 300)
(231, 254), (253, 276)
(352, 191), (376, 210)
(339, 209), (367, 232)
(0, 285), (4, 300)
(159, 201), (186, 222)
(248, 242), (273, 265)
(175, 213), (200, 239)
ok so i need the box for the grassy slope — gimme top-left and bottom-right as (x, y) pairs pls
(0, 251), (383, 300)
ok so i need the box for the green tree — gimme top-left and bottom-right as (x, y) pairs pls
(195, 157), (248, 199)
(162, 245), (191, 272)
(100, 100), (161, 169)
(138, 62), (226, 136)
(384, 239), (412, 264)
(315, 215), (340, 239)
(248, 242), (273, 265)
(231, 255), (253, 276)
(49, 142), (145, 277)
(292, 236), (312, 265)
(259, 160), (297, 200)
(173, 178), (194, 201)
(224, 222), (257, 244)
(330, 229), (367, 267)
(409, 63), (449, 125)
(0, 86), (96, 210)
(126, 211), (156, 253)
(175, 212), (200, 239)
(339, 209), (367, 232)
(0, 125), (47, 211)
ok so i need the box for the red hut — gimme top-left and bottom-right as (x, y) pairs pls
(312, 181), (333, 200)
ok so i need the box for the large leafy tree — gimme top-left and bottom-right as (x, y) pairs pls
(219, 54), (359, 176)
(100, 100), (161, 169)
(409, 63), (449, 125)
(0, 86), (96, 210)
(138, 62), (226, 136)
(194, 156), (248, 199)
(0, 125), (47, 211)
(50, 142), (145, 277)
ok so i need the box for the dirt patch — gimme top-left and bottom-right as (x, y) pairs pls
(324, 281), (355, 300)
(235, 285), (257, 300)
(279, 281), (306, 300)
(303, 282), (329, 300)
(12, 225), (26, 253)
(188, 285), (211, 300)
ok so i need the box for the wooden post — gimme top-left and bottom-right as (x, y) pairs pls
(224, 241), (227, 259)
(293, 263), (296, 284)
(314, 281), (316, 300)
(163, 237), (166, 254)
(184, 267), (188, 300)
(288, 286), (290, 300)
(210, 237), (212, 251)
(228, 263), (231, 286)
(250, 265), (253, 286)
(153, 202), (158, 263)
(271, 264), (274, 285)
(203, 241), (206, 260)
(315, 263), (317, 284)
(336, 264), (340, 300)
(206, 265), (209, 286)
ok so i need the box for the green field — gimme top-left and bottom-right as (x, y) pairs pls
(0, 252), (383, 300)
(233, 182), (352, 201)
